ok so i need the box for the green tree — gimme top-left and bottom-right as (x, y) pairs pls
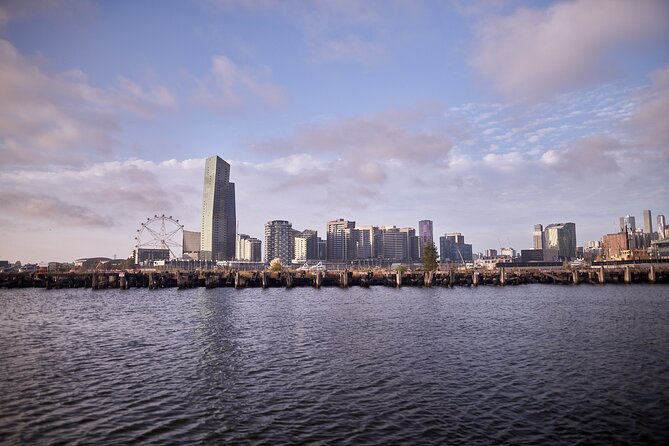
(422, 242), (438, 271)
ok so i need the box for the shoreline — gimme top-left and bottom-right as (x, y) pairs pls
(2, 264), (668, 289)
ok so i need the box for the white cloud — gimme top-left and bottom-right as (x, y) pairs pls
(483, 151), (524, 171)
(471, 0), (669, 98)
(195, 55), (285, 111)
(0, 39), (177, 166)
(540, 134), (623, 176)
(630, 64), (669, 160)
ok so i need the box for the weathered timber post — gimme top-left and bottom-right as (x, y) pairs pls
(472, 271), (479, 287)
(91, 273), (98, 290)
(499, 267), (506, 286)
(425, 271), (433, 287)
(262, 271), (269, 289)
(572, 270), (579, 285)
(120, 274), (127, 289)
(624, 266), (631, 284)
(177, 272), (185, 289)
(109, 274), (117, 288)
(340, 270), (349, 288)
(396, 269), (402, 288)
(448, 269), (454, 287)
(314, 271), (321, 288)
(234, 271), (241, 289)
(598, 266), (605, 284)
(286, 272), (293, 288)
(648, 264), (656, 283)
(149, 273), (156, 289)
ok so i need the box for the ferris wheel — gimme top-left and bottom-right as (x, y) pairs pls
(135, 214), (184, 260)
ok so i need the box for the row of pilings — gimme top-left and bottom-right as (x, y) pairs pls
(1, 265), (668, 289)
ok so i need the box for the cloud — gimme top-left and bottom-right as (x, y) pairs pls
(312, 34), (386, 65)
(0, 191), (114, 227)
(630, 64), (669, 159)
(470, 0), (669, 98)
(262, 106), (453, 163)
(540, 134), (623, 176)
(115, 77), (176, 117)
(483, 151), (524, 171)
(0, 39), (176, 167)
(0, 0), (93, 27)
(194, 55), (285, 111)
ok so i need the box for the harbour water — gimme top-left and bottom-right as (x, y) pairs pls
(1, 285), (668, 444)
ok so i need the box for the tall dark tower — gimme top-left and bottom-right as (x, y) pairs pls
(200, 156), (236, 261)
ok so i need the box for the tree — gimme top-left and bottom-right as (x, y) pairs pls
(422, 242), (438, 271)
(269, 258), (283, 272)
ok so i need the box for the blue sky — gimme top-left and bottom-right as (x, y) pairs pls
(1, 0), (668, 263)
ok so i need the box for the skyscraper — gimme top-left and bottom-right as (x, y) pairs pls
(533, 224), (544, 250)
(619, 215), (636, 233)
(439, 233), (473, 263)
(200, 156), (236, 261)
(544, 222), (577, 260)
(418, 219), (433, 258)
(643, 210), (653, 238)
(327, 219), (355, 261)
(264, 220), (293, 263)
(658, 214), (666, 239)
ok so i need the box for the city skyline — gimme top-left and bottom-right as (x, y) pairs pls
(1, 1), (668, 263)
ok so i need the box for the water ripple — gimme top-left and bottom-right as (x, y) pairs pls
(0, 286), (668, 444)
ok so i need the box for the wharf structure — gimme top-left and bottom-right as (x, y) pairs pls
(2, 263), (668, 289)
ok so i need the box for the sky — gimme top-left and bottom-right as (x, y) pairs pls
(1, 0), (668, 263)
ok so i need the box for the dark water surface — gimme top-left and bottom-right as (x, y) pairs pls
(1, 285), (668, 445)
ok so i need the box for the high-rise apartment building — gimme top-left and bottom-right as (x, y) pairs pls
(484, 249), (497, 258)
(293, 230), (319, 262)
(544, 222), (577, 260)
(382, 226), (407, 262)
(643, 210), (653, 238)
(619, 215), (636, 233)
(400, 227), (419, 262)
(264, 220), (293, 263)
(533, 224), (544, 250)
(658, 214), (666, 239)
(327, 219), (355, 261)
(200, 156), (236, 261)
(418, 219), (433, 257)
(439, 233), (473, 263)
(353, 226), (383, 259)
(236, 234), (262, 262)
